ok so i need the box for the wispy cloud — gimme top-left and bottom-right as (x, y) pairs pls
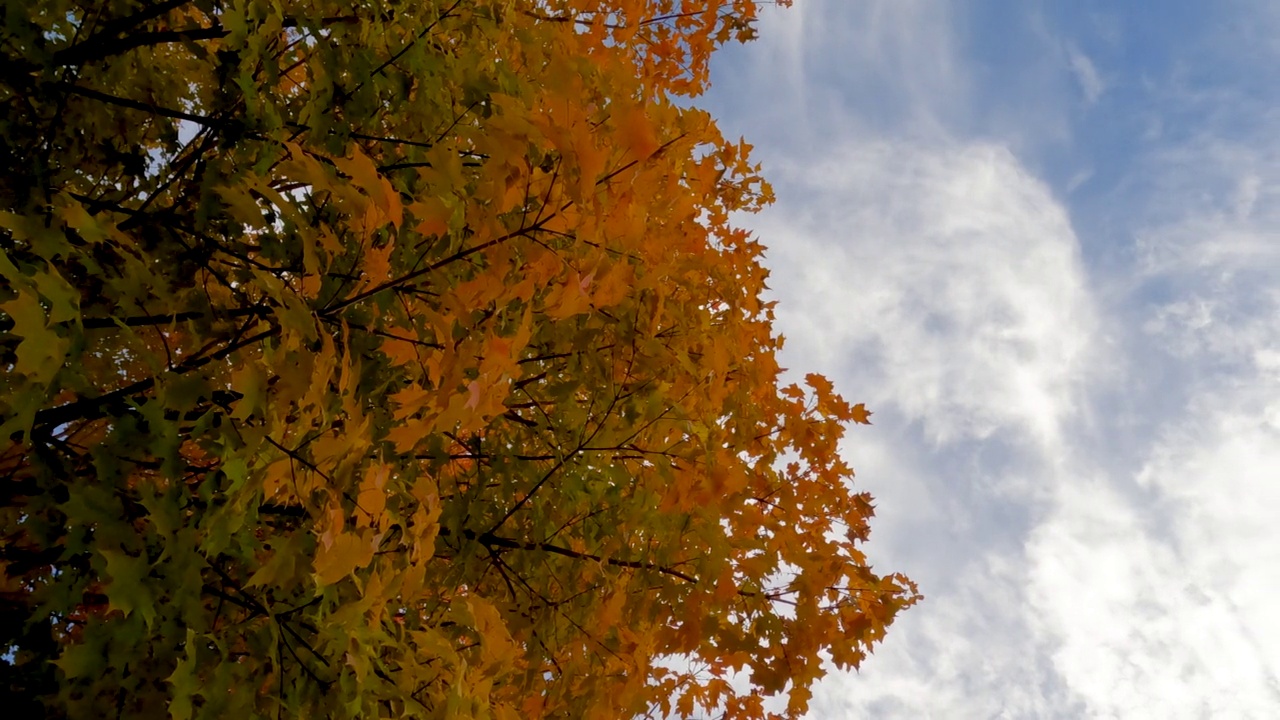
(718, 0), (965, 145)
(709, 1), (1102, 716)
(1065, 44), (1105, 105)
(1022, 7), (1280, 716)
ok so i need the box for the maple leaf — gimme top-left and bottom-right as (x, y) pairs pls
(99, 550), (157, 627)
(851, 403), (874, 425)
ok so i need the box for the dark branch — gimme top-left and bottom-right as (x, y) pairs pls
(460, 528), (699, 585)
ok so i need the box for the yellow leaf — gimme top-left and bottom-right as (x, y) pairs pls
(262, 458), (293, 499)
(361, 239), (395, 287)
(543, 269), (594, 319)
(334, 147), (401, 227)
(216, 184), (267, 228)
(391, 384), (433, 420)
(381, 329), (423, 367)
(598, 590), (626, 629)
(356, 463), (389, 528)
(230, 362), (266, 420)
(334, 147), (383, 201)
(387, 418), (433, 453)
(467, 596), (515, 671)
(313, 530), (376, 586)
(805, 372), (834, 396)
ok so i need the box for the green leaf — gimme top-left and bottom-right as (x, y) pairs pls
(167, 629), (199, 720)
(53, 635), (108, 680)
(100, 549), (157, 627)
(2, 289), (69, 382)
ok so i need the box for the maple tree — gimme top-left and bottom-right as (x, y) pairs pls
(0, 0), (918, 718)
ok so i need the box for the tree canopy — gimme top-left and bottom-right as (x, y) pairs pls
(0, 1), (918, 717)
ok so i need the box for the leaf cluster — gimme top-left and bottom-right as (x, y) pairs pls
(0, 1), (916, 718)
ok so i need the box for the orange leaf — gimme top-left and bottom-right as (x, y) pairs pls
(851, 403), (873, 425)
(619, 103), (660, 162)
(412, 196), (452, 237)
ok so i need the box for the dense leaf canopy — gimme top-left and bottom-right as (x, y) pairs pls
(0, 1), (918, 718)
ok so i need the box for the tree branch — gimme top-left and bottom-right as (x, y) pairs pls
(26, 325), (277, 432)
(461, 528), (698, 585)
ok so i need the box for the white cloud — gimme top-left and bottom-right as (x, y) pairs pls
(759, 140), (1095, 455)
(1133, 133), (1280, 282)
(1066, 44), (1106, 105)
(809, 533), (1097, 719)
(1066, 167), (1095, 193)
(1027, 394), (1280, 718)
(736, 136), (1100, 717)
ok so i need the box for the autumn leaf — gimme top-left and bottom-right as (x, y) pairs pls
(851, 403), (874, 425)
(619, 103), (662, 161)
(314, 530), (377, 587)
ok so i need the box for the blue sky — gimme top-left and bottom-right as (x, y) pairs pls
(703, 2), (1280, 717)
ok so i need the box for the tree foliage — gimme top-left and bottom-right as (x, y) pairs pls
(0, 1), (918, 717)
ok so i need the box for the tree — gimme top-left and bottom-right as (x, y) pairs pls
(0, 1), (918, 717)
